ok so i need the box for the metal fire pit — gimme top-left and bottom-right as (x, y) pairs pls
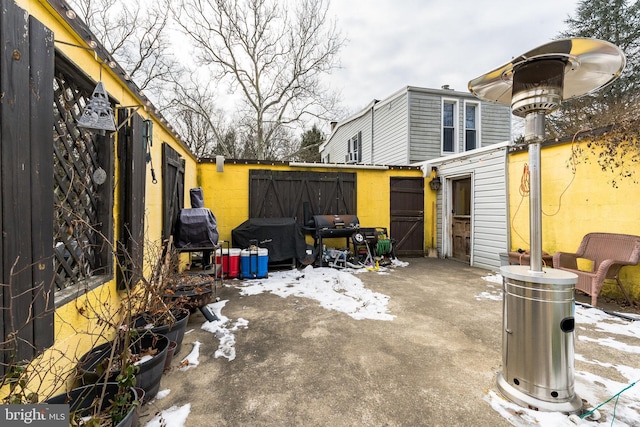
(469, 38), (625, 414)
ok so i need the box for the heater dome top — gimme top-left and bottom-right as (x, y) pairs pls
(468, 38), (626, 105)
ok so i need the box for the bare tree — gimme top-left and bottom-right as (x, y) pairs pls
(166, 75), (241, 158)
(549, 0), (640, 185)
(548, 0), (640, 138)
(174, 0), (344, 160)
(68, 0), (182, 105)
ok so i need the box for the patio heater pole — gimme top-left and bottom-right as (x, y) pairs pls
(525, 111), (544, 273)
(468, 38), (625, 414)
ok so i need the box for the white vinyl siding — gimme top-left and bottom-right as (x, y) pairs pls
(430, 144), (509, 270)
(323, 108), (372, 164)
(409, 91), (442, 162)
(321, 86), (511, 166)
(481, 103), (512, 146)
(372, 92), (409, 164)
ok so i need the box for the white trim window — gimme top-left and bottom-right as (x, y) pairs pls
(464, 102), (480, 151)
(442, 99), (458, 154)
(345, 132), (361, 163)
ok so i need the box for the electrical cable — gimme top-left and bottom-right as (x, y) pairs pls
(519, 163), (530, 196)
(512, 130), (581, 246)
(510, 163), (530, 247)
(579, 378), (638, 423)
(541, 132), (580, 217)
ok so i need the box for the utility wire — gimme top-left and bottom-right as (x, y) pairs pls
(579, 378), (638, 424)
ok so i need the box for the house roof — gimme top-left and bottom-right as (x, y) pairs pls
(415, 140), (512, 177)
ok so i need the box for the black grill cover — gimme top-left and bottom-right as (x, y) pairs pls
(232, 218), (307, 263)
(175, 187), (218, 248)
(190, 187), (205, 208)
(175, 208), (219, 248)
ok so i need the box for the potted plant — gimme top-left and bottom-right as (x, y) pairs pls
(131, 237), (192, 353)
(45, 382), (138, 427)
(0, 291), (140, 427)
(76, 329), (169, 401)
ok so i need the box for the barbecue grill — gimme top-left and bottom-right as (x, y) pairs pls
(305, 214), (359, 266)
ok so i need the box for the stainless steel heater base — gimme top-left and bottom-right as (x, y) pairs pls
(497, 372), (583, 414)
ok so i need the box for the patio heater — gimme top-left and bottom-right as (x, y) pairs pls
(468, 38), (625, 413)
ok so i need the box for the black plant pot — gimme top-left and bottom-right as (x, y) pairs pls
(134, 308), (190, 354)
(78, 332), (169, 400)
(46, 382), (137, 427)
(165, 280), (214, 312)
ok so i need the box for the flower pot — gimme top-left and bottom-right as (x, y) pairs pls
(131, 386), (145, 427)
(46, 382), (137, 427)
(134, 308), (190, 354)
(165, 280), (213, 312)
(78, 332), (169, 400)
(164, 340), (177, 372)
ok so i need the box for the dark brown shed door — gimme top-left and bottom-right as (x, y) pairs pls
(390, 177), (424, 256)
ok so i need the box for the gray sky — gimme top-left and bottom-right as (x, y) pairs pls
(326, 0), (580, 116)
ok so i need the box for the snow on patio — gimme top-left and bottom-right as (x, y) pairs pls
(144, 267), (639, 426)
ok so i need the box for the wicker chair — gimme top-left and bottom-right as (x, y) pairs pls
(553, 233), (640, 307)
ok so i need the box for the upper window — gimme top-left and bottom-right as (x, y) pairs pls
(346, 132), (361, 163)
(442, 100), (457, 154)
(465, 102), (480, 151)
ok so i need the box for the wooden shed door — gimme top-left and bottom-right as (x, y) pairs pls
(390, 177), (424, 256)
(451, 177), (471, 262)
(162, 143), (185, 241)
(249, 170), (356, 220)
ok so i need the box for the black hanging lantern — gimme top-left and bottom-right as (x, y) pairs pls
(429, 176), (441, 191)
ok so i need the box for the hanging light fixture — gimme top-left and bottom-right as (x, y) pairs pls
(429, 176), (441, 191)
(52, 39), (117, 134)
(77, 81), (116, 133)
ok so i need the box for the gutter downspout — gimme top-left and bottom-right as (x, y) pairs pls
(407, 89), (411, 164)
(370, 104), (375, 163)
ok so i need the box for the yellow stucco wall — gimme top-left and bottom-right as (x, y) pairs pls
(508, 139), (640, 302)
(6, 0), (199, 399)
(197, 162), (425, 248)
(10, 0), (428, 399)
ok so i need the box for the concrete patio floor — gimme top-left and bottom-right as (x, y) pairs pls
(137, 257), (638, 427)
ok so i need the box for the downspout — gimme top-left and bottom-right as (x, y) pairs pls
(406, 89), (411, 163)
(370, 104), (375, 163)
